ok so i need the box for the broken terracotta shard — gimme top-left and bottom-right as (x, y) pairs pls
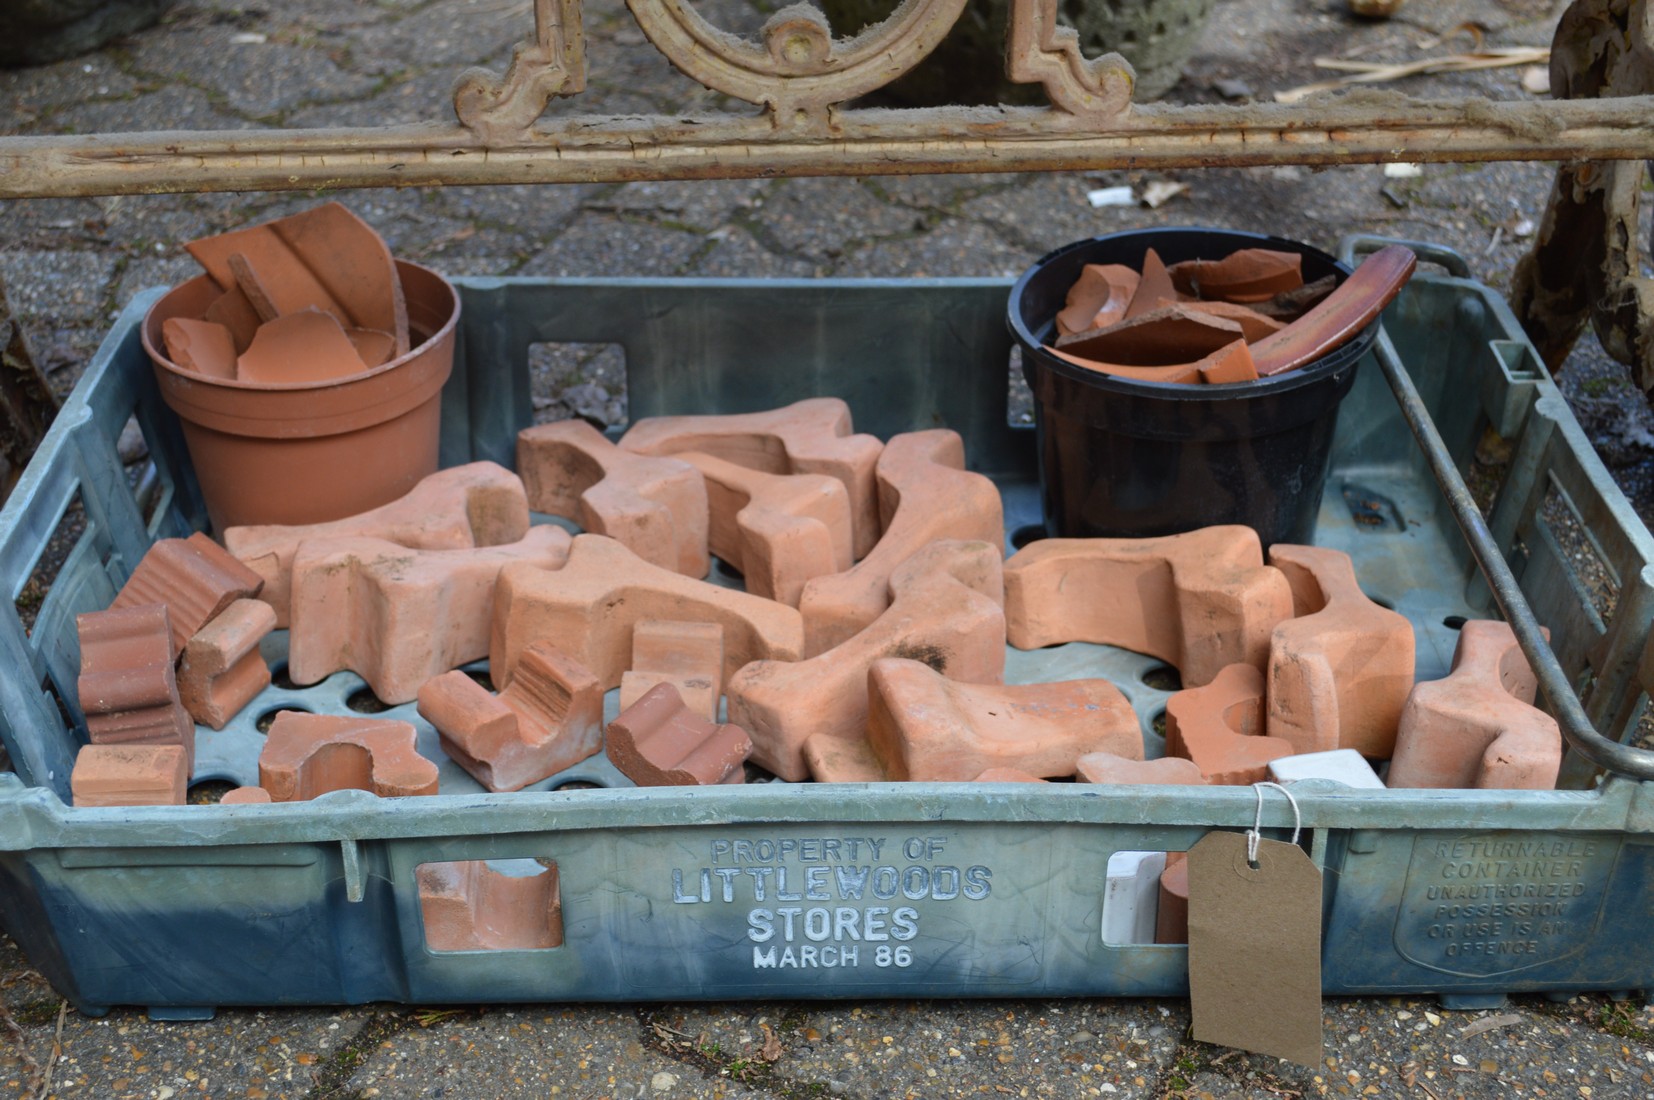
(729, 539), (1006, 782)
(490, 533), (804, 693)
(1265, 543), (1415, 758)
(259, 711), (439, 800)
(161, 317), (237, 379)
(867, 657), (1140, 781)
(76, 603), (195, 770)
(1388, 620), (1562, 790)
(417, 641), (604, 792)
(607, 683), (752, 786)
(1164, 662), (1294, 785)
(1055, 263), (1140, 336)
(1076, 753), (1207, 785)
(1005, 526), (1293, 687)
(1251, 245), (1415, 377)
(1124, 248), (1179, 319)
(176, 598), (276, 730)
(680, 450), (852, 606)
(1168, 248), (1304, 303)
(516, 419), (709, 578)
(287, 526), (572, 705)
(1180, 300), (1287, 342)
(418, 860), (564, 951)
(619, 620), (724, 721)
(184, 201), (410, 358)
(71, 744), (189, 807)
(798, 429), (1003, 655)
(619, 397), (884, 560)
(220, 785), (273, 805)
(1054, 304), (1246, 365)
(111, 532), (265, 659)
(235, 307), (370, 385)
(224, 461), (532, 628)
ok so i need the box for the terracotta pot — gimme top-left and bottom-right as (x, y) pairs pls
(142, 261), (458, 532)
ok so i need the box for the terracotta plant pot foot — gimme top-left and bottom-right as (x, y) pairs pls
(727, 539), (1005, 782)
(417, 860), (564, 951)
(798, 430), (1003, 656)
(619, 397), (884, 560)
(76, 603), (195, 771)
(286, 527), (572, 705)
(258, 712), (439, 800)
(517, 419), (709, 578)
(176, 598), (275, 730)
(111, 532), (265, 658)
(619, 620), (725, 722)
(71, 744), (188, 807)
(225, 461), (531, 628)
(606, 683), (752, 786)
(1164, 662), (1294, 785)
(1005, 526), (1293, 687)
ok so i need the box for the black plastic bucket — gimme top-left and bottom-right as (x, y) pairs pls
(1008, 227), (1372, 547)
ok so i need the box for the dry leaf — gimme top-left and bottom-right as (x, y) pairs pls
(760, 1023), (783, 1062)
(1141, 180), (1189, 208)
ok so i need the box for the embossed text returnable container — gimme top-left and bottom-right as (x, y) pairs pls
(141, 260), (459, 532)
(1008, 228), (1373, 547)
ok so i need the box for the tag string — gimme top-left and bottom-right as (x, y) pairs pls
(1246, 781), (1302, 865)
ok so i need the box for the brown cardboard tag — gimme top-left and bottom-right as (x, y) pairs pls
(1187, 831), (1323, 1067)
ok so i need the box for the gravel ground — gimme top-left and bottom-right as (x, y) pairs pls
(5, 0), (1654, 1096)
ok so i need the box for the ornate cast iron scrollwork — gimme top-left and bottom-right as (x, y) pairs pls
(450, 0), (1134, 135)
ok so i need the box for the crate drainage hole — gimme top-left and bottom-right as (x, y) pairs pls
(270, 662), (297, 690)
(1139, 665), (1181, 692)
(1101, 850), (1186, 945)
(346, 686), (393, 714)
(416, 858), (563, 952)
(188, 779), (237, 805)
(1341, 482), (1403, 532)
(1443, 615), (1467, 630)
(553, 780), (603, 791)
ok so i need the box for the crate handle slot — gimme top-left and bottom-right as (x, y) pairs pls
(1340, 234), (1471, 278)
(1370, 324), (1654, 779)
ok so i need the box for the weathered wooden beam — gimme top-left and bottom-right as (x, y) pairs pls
(1, 96), (1651, 199)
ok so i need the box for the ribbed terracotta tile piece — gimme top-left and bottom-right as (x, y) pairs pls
(225, 461), (531, 628)
(619, 620), (724, 721)
(867, 657), (1140, 781)
(417, 641), (604, 792)
(516, 419), (709, 578)
(1265, 543), (1415, 758)
(111, 532), (265, 658)
(679, 450), (852, 605)
(258, 711), (439, 800)
(1076, 753), (1207, 785)
(1388, 620), (1562, 790)
(1164, 662), (1294, 785)
(176, 598), (275, 730)
(76, 603), (195, 769)
(606, 683), (752, 786)
(490, 533), (804, 692)
(1005, 526), (1293, 687)
(287, 526), (572, 705)
(798, 430), (1003, 655)
(71, 744), (189, 807)
(619, 397), (885, 559)
(728, 539), (1005, 782)
(417, 860), (564, 951)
